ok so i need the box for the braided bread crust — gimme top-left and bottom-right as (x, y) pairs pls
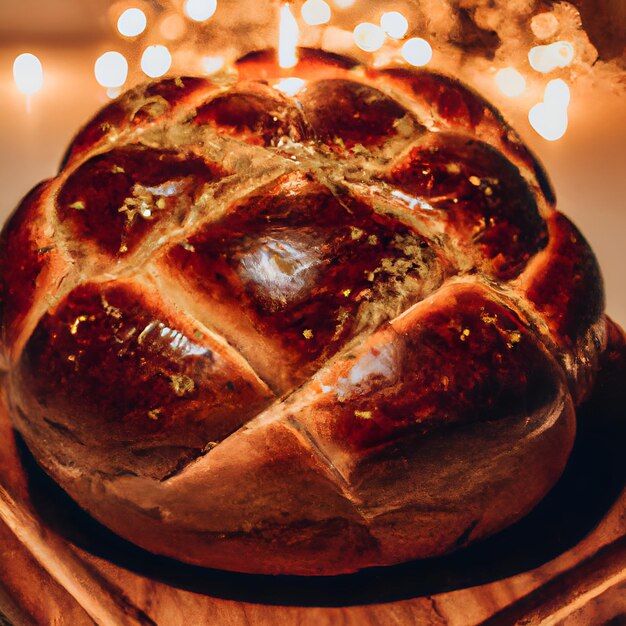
(0, 49), (606, 574)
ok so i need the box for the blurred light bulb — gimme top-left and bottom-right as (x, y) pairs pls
(380, 11), (408, 39)
(94, 51), (128, 88)
(331, 0), (355, 7)
(106, 87), (122, 99)
(117, 8), (147, 37)
(530, 12), (559, 40)
(160, 14), (187, 40)
(544, 78), (570, 108)
(184, 0), (217, 22)
(274, 77), (306, 96)
(141, 45), (172, 78)
(201, 56), (225, 74)
(278, 4), (299, 69)
(495, 67), (526, 97)
(354, 22), (385, 52)
(401, 38), (432, 66)
(528, 41), (574, 73)
(529, 102), (568, 141)
(321, 25), (354, 52)
(301, 0), (331, 25)
(13, 53), (43, 95)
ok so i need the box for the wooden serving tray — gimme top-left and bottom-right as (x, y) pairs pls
(1, 327), (625, 626)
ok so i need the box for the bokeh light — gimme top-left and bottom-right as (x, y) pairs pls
(141, 45), (172, 78)
(528, 41), (574, 73)
(117, 8), (147, 38)
(160, 14), (187, 40)
(301, 0), (331, 26)
(529, 102), (568, 141)
(495, 67), (526, 97)
(544, 78), (571, 108)
(401, 37), (433, 66)
(278, 4), (299, 68)
(353, 22), (385, 52)
(380, 11), (408, 39)
(13, 53), (44, 95)
(201, 56), (225, 74)
(106, 87), (122, 99)
(274, 77), (306, 96)
(530, 12), (559, 39)
(184, 0), (217, 22)
(94, 51), (128, 88)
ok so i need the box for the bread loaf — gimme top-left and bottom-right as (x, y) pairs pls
(0, 48), (608, 575)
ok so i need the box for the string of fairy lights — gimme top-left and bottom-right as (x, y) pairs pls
(12, 0), (577, 141)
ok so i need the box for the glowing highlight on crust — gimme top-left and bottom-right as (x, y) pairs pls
(239, 234), (322, 310)
(390, 189), (434, 211)
(279, 4), (299, 69)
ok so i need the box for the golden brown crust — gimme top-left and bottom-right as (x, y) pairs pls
(13, 352), (574, 575)
(0, 47), (607, 574)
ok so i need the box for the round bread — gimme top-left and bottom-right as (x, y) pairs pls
(0, 48), (607, 575)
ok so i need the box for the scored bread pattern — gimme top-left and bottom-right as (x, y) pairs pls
(0, 48), (607, 574)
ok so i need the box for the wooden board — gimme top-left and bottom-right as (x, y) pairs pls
(1, 327), (625, 626)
